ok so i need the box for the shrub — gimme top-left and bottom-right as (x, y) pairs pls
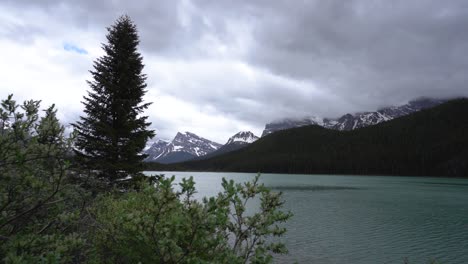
(0, 95), (87, 263)
(90, 174), (292, 264)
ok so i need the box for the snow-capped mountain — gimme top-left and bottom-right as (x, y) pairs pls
(226, 131), (259, 145)
(144, 132), (222, 163)
(196, 131), (259, 161)
(262, 98), (446, 136)
(144, 139), (171, 159)
(170, 132), (222, 156)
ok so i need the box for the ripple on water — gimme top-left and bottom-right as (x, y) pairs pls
(270, 185), (360, 191)
(146, 172), (468, 263)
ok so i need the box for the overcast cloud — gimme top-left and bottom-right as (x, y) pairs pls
(1, 0), (467, 143)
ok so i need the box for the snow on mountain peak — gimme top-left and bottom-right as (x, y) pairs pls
(261, 98), (448, 136)
(144, 132), (222, 163)
(144, 138), (169, 151)
(226, 131), (259, 145)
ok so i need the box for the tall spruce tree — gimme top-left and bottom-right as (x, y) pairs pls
(73, 15), (154, 184)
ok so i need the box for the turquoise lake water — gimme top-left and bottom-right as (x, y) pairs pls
(145, 172), (468, 264)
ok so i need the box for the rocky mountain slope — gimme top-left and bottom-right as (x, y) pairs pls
(144, 139), (171, 160)
(262, 98), (446, 136)
(226, 131), (259, 145)
(144, 132), (222, 164)
(196, 131), (259, 160)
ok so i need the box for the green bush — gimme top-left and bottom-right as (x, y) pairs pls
(0, 95), (88, 263)
(90, 174), (292, 264)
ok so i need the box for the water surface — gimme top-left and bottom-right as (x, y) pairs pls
(145, 172), (468, 264)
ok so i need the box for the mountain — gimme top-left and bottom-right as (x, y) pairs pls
(261, 117), (323, 137)
(196, 131), (259, 160)
(144, 132), (222, 164)
(261, 98), (446, 136)
(144, 139), (171, 160)
(226, 131), (259, 145)
(163, 99), (468, 177)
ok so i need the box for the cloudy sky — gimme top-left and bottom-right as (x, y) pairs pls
(1, 0), (468, 143)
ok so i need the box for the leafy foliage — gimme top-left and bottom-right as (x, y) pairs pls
(89, 174), (292, 264)
(0, 95), (88, 263)
(168, 99), (468, 177)
(73, 15), (155, 184)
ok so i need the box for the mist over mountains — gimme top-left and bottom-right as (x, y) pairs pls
(261, 98), (446, 136)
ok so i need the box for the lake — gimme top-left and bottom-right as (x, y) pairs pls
(144, 172), (468, 264)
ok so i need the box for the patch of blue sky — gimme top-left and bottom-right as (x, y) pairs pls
(63, 42), (88, 54)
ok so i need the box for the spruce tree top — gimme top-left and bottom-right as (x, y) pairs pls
(73, 15), (154, 185)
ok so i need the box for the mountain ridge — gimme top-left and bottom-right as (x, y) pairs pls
(144, 132), (221, 164)
(261, 97), (447, 136)
(226, 131), (259, 145)
(152, 99), (468, 177)
(194, 131), (259, 161)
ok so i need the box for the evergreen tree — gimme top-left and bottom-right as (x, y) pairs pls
(73, 15), (154, 184)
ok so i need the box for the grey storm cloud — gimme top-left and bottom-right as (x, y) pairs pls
(2, 0), (468, 141)
(199, 0), (468, 109)
(4, 0), (186, 51)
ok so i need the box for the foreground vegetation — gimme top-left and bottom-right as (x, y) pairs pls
(159, 99), (468, 177)
(0, 96), (292, 263)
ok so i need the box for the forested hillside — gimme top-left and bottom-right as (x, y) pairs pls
(154, 99), (468, 177)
